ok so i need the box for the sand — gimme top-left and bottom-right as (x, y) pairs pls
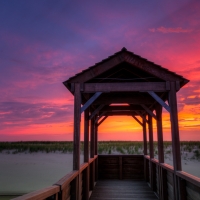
(0, 152), (199, 196)
(0, 152), (83, 195)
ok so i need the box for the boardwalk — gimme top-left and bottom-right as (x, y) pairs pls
(90, 180), (158, 200)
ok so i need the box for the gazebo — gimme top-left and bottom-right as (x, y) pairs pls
(63, 47), (191, 199)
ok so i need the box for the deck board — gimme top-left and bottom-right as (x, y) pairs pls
(90, 180), (158, 200)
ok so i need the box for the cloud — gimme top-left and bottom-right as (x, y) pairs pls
(0, 102), (73, 129)
(149, 27), (193, 33)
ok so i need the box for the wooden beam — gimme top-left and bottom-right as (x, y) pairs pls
(148, 91), (170, 113)
(95, 111), (107, 124)
(132, 116), (143, 126)
(105, 111), (136, 116)
(84, 82), (167, 92)
(100, 105), (143, 112)
(141, 104), (157, 120)
(73, 83), (81, 170)
(97, 116), (108, 127)
(89, 104), (104, 120)
(81, 92), (102, 113)
(94, 95), (155, 105)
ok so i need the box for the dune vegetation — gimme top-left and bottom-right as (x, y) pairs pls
(0, 141), (200, 161)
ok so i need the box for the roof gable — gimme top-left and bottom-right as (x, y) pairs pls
(63, 48), (189, 89)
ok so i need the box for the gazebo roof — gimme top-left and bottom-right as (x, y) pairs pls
(64, 47), (189, 90)
(63, 48), (189, 115)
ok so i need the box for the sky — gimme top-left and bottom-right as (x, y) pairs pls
(0, 0), (200, 141)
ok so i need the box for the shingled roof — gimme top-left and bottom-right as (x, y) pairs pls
(63, 47), (189, 92)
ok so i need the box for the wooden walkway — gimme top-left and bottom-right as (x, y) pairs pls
(90, 180), (158, 200)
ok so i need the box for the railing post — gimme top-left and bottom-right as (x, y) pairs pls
(90, 118), (95, 190)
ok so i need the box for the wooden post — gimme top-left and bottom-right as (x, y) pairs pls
(90, 118), (95, 158)
(148, 114), (154, 158)
(95, 120), (98, 155)
(156, 105), (164, 163)
(83, 109), (89, 200)
(90, 118), (95, 190)
(168, 82), (182, 200)
(73, 83), (81, 200)
(84, 109), (89, 162)
(143, 115), (147, 155)
(94, 121), (98, 182)
(148, 114), (155, 190)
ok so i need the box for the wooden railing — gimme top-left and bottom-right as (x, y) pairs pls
(144, 156), (200, 200)
(12, 155), (200, 200)
(13, 155), (98, 200)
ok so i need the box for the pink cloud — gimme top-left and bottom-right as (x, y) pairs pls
(149, 26), (193, 33)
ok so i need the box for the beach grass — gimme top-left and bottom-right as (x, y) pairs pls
(0, 141), (199, 161)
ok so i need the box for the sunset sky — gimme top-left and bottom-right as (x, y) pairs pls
(0, 0), (200, 141)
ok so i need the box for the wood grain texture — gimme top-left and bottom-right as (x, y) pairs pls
(98, 155), (144, 180)
(90, 180), (158, 200)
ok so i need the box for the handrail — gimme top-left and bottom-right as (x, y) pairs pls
(144, 155), (150, 160)
(13, 155), (98, 200)
(150, 158), (159, 164)
(176, 171), (200, 187)
(160, 163), (174, 173)
(12, 185), (60, 200)
(54, 170), (79, 189)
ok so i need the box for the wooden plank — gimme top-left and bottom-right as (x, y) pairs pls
(97, 116), (108, 126)
(148, 91), (171, 113)
(119, 156), (122, 180)
(73, 83), (81, 170)
(12, 186), (60, 200)
(132, 115), (143, 126)
(54, 170), (79, 190)
(81, 92), (102, 113)
(89, 104), (104, 120)
(94, 95), (155, 105)
(90, 180), (158, 200)
(142, 104), (157, 120)
(176, 171), (200, 187)
(84, 109), (89, 163)
(84, 82), (167, 92)
(186, 181), (200, 200)
(82, 167), (89, 200)
(90, 162), (95, 190)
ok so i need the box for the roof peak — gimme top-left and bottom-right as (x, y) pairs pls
(121, 47), (127, 51)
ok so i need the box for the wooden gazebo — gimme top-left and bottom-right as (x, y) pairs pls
(14, 48), (200, 200)
(63, 47), (192, 200)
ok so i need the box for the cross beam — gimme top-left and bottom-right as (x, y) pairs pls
(81, 92), (102, 113)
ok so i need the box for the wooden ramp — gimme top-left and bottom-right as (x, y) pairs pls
(90, 180), (158, 200)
